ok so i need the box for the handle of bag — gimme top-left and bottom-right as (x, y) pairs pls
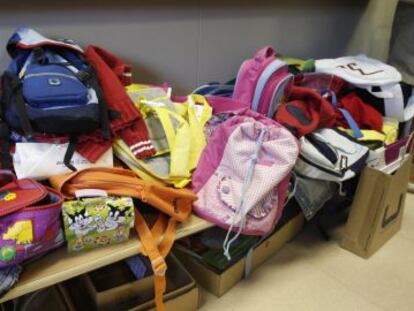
(382, 193), (404, 228)
(0, 123), (13, 169)
(186, 94), (213, 127)
(0, 170), (18, 191)
(139, 98), (192, 178)
(155, 107), (191, 178)
(383, 86), (414, 122)
(134, 209), (167, 311)
(185, 95), (212, 170)
(75, 189), (108, 198)
(407, 132), (414, 154)
(338, 108), (364, 139)
(392, 133), (413, 167)
(322, 89), (364, 139)
(255, 46), (275, 61)
(362, 85), (395, 99)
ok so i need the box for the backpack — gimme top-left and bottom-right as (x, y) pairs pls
(274, 85), (336, 137)
(49, 167), (197, 311)
(191, 110), (299, 259)
(233, 46), (293, 117)
(354, 82), (414, 122)
(0, 171), (64, 268)
(315, 55), (414, 122)
(1, 28), (110, 170)
(294, 128), (369, 183)
(192, 79), (235, 97)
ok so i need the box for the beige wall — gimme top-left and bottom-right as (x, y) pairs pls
(0, 0), (366, 93)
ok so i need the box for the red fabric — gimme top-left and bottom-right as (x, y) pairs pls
(19, 46), (156, 163)
(76, 133), (114, 162)
(21, 132), (113, 163)
(84, 46), (155, 159)
(335, 92), (383, 131)
(274, 86), (336, 137)
(294, 73), (347, 94)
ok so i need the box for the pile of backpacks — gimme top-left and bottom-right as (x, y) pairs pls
(0, 28), (413, 311)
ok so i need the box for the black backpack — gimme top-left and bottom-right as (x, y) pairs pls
(1, 28), (112, 170)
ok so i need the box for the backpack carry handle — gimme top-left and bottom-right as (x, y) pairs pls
(0, 170), (17, 190)
(321, 89), (364, 139)
(75, 189), (108, 198)
(0, 123), (13, 169)
(155, 107), (191, 178)
(255, 46), (275, 61)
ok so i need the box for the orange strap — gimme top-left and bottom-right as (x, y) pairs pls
(135, 209), (168, 311)
(50, 168), (195, 311)
(137, 213), (177, 311)
(140, 214), (168, 257)
(151, 214), (168, 237)
(158, 219), (177, 257)
(49, 167), (195, 221)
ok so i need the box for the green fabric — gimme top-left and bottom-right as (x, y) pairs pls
(201, 235), (260, 271)
(277, 54), (315, 74)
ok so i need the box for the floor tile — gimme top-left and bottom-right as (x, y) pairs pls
(200, 243), (381, 311)
(200, 194), (414, 311)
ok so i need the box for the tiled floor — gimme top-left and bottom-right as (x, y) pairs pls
(200, 193), (414, 311)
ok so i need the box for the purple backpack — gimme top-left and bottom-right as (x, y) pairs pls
(0, 171), (64, 267)
(191, 110), (299, 259)
(233, 46), (293, 117)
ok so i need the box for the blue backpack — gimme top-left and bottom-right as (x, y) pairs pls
(192, 79), (235, 97)
(1, 28), (111, 170)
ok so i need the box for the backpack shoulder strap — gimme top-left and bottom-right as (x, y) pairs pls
(49, 167), (193, 311)
(2, 71), (33, 137)
(51, 48), (113, 139)
(0, 123), (12, 169)
(48, 167), (196, 221)
(134, 209), (168, 311)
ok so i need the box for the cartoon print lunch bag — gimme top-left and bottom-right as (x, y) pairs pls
(0, 171), (64, 268)
(62, 191), (135, 252)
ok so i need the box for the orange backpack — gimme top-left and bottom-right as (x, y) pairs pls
(49, 167), (197, 311)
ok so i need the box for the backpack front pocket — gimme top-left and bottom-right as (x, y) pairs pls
(22, 64), (89, 108)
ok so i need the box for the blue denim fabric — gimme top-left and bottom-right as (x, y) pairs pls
(294, 175), (338, 220)
(0, 265), (22, 296)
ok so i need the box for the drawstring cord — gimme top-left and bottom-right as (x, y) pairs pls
(223, 128), (267, 260)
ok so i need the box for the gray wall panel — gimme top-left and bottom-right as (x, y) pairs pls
(0, 1), (365, 93)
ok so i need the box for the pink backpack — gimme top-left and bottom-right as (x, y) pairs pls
(191, 110), (299, 259)
(233, 46), (293, 117)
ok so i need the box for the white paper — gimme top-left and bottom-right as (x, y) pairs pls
(13, 143), (113, 180)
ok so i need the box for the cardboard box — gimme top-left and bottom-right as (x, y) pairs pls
(341, 154), (413, 258)
(130, 285), (199, 311)
(2, 285), (76, 311)
(411, 160), (414, 177)
(81, 261), (154, 310)
(63, 254), (199, 311)
(174, 212), (304, 297)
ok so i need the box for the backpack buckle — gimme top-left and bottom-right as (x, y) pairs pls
(33, 47), (45, 64)
(76, 71), (90, 82)
(151, 256), (167, 276)
(340, 155), (348, 170)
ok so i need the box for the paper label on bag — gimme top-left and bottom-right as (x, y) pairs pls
(13, 143), (113, 180)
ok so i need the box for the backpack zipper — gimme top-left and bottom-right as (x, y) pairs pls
(267, 74), (294, 118)
(251, 59), (286, 112)
(298, 154), (344, 178)
(24, 72), (78, 81)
